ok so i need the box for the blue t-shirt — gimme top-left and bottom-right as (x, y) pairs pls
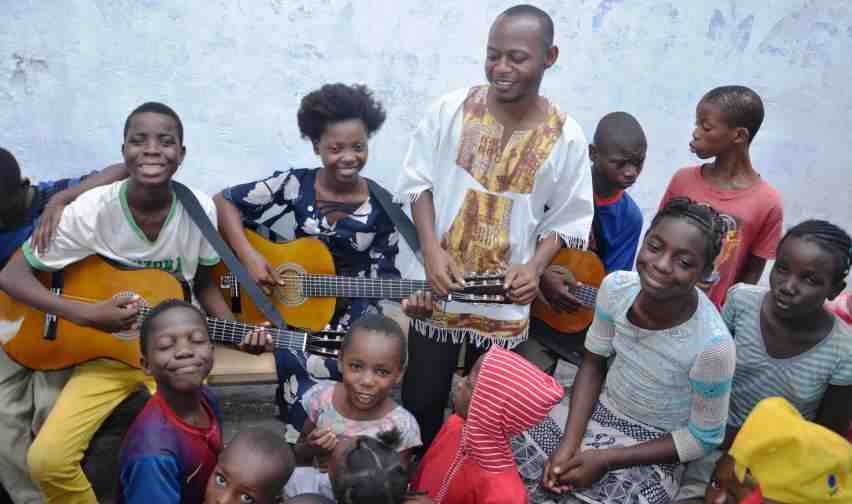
(118, 387), (223, 504)
(0, 176), (86, 268)
(590, 191), (643, 273)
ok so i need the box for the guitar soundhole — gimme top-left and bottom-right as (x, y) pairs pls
(273, 263), (306, 306)
(110, 292), (148, 341)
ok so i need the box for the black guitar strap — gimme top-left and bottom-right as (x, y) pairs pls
(364, 177), (423, 265)
(171, 181), (288, 330)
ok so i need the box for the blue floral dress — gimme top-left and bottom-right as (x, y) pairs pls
(223, 168), (400, 440)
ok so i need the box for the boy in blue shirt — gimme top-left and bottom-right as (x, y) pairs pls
(519, 112), (647, 372)
(0, 147), (127, 503)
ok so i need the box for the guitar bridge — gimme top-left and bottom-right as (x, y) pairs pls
(43, 287), (61, 341)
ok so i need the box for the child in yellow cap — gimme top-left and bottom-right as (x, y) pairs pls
(704, 397), (852, 504)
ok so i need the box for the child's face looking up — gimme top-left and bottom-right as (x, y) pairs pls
(205, 443), (282, 504)
(141, 306), (213, 393)
(636, 216), (709, 302)
(337, 329), (403, 414)
(122, 111), (185, 189)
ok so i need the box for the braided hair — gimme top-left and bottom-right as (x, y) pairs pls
(779, 220), (852, 282)
(648, 197), (729, 275)
(331, 429), (411, 504)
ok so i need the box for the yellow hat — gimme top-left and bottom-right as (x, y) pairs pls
(729, 397), (852, 503)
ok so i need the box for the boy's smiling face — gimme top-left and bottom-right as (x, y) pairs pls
(122, 111), (185, 188)
(141, 306), (213, 393)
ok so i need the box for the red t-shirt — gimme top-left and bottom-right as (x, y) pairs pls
(413, 415), (529, 504)
(659, 166), (783, 307)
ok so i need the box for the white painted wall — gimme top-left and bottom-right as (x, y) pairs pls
(2, 1), (851, 281)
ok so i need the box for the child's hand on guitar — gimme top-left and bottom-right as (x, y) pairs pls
(504, 263), (540, 305)
(243, 247), (284, 295)
(539, 265), (582, 313)
(402, 290), (436, 319)
(78, 295), (140, 333)
(238, 322), (274, 355)
(423, 244), (465, 297)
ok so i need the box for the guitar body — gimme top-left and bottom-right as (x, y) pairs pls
(212, 230), (337, 331)
(531, 248), (605, 333)
(0, 256), (185, 370)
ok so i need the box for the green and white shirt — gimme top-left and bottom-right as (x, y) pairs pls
(23, 180), (219, 282)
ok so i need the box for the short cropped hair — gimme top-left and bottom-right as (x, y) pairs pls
(780, 220), (852, 283)
(499, 4), (555, 49)
(297, 84), (386, 144)
(342, 314), (407, 369)
(700, 86), (764, 143)
(139, 299), (206, 354)
(593, 111), (647, 152)
(0, 147), (23, 195)
(227, 428), (295, 493)
(123, 102), (184, 144)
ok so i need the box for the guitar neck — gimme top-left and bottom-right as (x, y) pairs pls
(300, 275), (431, 299)
(570, 284), (598, 309)
(137, 307), (308, 352)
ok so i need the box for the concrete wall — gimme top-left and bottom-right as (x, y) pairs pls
(2, 1), (851, 280)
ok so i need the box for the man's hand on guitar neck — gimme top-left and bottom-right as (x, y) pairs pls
(237, 323), (274, 355)
(402, 290), (436, 320)
(504, 263), (542, 305)
(539, 265), (582, 313)
(423, 242), (465, 298)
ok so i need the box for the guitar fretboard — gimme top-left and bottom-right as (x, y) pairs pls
(570, 284), (598, 309)
(299, 275), (430, 299)
(137, 307), (307, 352)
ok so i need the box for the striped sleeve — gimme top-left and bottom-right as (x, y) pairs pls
(672, 333), (736, 462)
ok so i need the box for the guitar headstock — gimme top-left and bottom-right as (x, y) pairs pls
(447, 272), (510, 304)
(306, 327), (345, 359)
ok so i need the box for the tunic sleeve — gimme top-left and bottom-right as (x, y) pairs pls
(395, 98), (444, 203)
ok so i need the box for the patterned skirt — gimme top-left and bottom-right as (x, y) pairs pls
(511, 399), (683, 504)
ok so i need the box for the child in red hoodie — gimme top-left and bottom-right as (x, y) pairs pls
(414, 346), (564, 504)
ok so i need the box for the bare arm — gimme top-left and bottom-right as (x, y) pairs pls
(33, 163), (129, 253)
(735, 254), (767, 285)
(816, 384), (852, 437)
(293, 418), (337, 466)
(212, 192), (281, 293)
(602, 435), (679, 469)
(0, 251), (137, 332)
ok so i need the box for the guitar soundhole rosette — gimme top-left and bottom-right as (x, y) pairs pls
(110, 292), (149, 341)
(273, 263), (306, 306)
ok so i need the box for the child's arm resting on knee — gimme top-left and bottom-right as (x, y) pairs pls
(120, 455), (182, 504)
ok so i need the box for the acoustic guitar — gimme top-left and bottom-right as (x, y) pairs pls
(0, 255), (342, 371)
(213, 229), (510, 331)
(530, 248), (606, 333)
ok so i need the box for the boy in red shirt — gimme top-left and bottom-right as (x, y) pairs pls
(659, 85), (783, 308)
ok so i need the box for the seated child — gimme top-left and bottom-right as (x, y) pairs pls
(659, 85), (783, 308)
(514, 197), (736, 504)
(285, 314), (421, 498)
(0, 147), (127, 502)
(326, 430), (411, 504)
(118, 300), (222, 504)
(414, 346), (564, 504)
(205, 428), (296, 504)
(704, 397), (851, 504)
(676, 219), (852, 502)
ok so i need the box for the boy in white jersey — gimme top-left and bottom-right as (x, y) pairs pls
(0, 102), (269, 504)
